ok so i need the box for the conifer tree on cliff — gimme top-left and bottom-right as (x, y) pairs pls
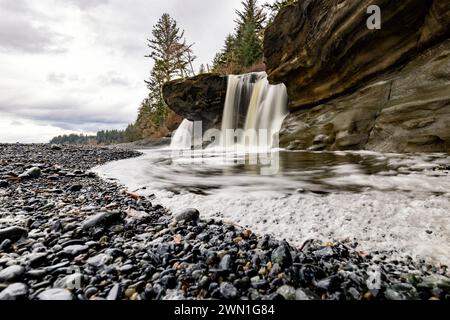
(234, 0), (266, 68)
(213, 0), (266, 72)
(144, 13), (196, 126)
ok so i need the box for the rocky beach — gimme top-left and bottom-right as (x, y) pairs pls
(0, 144), (449, 301)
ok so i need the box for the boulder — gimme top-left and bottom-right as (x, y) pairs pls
(163, 73), (227, 131)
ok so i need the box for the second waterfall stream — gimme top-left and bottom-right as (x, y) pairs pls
(170, 72), (288, 150)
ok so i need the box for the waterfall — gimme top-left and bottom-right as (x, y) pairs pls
(170, 72), (288, 151)
(170, 119), (193, 150)
(221, 72), (288, 149)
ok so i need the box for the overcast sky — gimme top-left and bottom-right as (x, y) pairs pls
(0, 0), (255, 143)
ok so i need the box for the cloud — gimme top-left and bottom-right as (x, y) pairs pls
(98, 72), (130, 87)
(0, 19), (71, 54)
(0, 0), (258, 143)
(66, 0), (110, 10)
(47, 73), (81, 85)
(0, 0), (73, 54)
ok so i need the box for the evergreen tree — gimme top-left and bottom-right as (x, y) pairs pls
(212, 0), (266, 72)
(236, 20), (263, 68)
(234, 0), (266, 36)
(145, 13), (195, 81)
(234, 0), (266, 67)
(144, 13), (196, 131)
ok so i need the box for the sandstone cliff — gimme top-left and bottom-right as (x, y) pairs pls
(163, 73), (227, 131)
(264, 0), (450, 152)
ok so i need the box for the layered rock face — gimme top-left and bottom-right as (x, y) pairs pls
(266, 0), (450, 152)
(163, 73), (227, 130)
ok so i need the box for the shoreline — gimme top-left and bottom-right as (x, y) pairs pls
(0, 144), (449, 300)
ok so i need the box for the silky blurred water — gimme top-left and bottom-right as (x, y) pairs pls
(94, 148), (450, 264)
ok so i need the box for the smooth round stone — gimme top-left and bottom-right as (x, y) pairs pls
(37, 288), (74, 301)
(20, 167), (41, 179)
(69, 184), (83, 192)
(175, 209), (200, 223)
(0, 283), (28, 300)
(62, 245), (89, 256)
(85, 287), (98, 299)
(220, 282), (238, 299)
(106, 284), (121, 301)
(87, 253), (111, 268)
(0, 226), (28, 243)
(0, 265), (26, 282)
(271, 244), (292, 268)
(276, 285), (296, 300)
(219, 254), (232, 271)
(54, 273), (83, 289)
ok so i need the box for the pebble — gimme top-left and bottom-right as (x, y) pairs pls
(0, 283), (28, 300)
(37, 288), (74, 301)
(271, 244), (292, 268)
(276, 285), (296, 300)
(0, 144), (448, 301)
(69, 184), (83, 192)
(107, 284), (121, 301)
(54, 273), (83, 289)
(220, 282), (238, 299)
(82, 211), (122, 230)
(175, 208), (200, 223)
(0, 265), (26, 282)
(0, 226), (28, 243)
(62, 245), (89, 256)
(20, 167), (41, 179)
(87, 253), (111, 268)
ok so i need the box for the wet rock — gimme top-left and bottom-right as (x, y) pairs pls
(0, 265), (26, 282)
(87, 253), (111, 268)
(107, 284), (121, 301)
(69, 184), (83, 192)
(314, 247), (335, 260)
(219, 254), (232, 271)
(19, 167), (41, 179)
(84, 287), (98, 299)
(220, 282), (238, 299)
(315, 275), (341, 292)
(62, 245), (89, 256)
(37, 288), (74, 301)
(160, 275), (177, 289)
(0, 239), (12, 251)
(50, 144), (62, 151)
(385, 283), (420, 300)
(0, 283), (28, 300)
(28, 252), (48, 268)
(175, 208), (200, 223)
(271, 244), (292, 268)
(276, 285), (296, 300)
(82, 211), (122, 230)
(0, 226), (28, 243)
(54, 273), (83, 289)
(295, 288), (320, 300)
(418, 275), (450, 291)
